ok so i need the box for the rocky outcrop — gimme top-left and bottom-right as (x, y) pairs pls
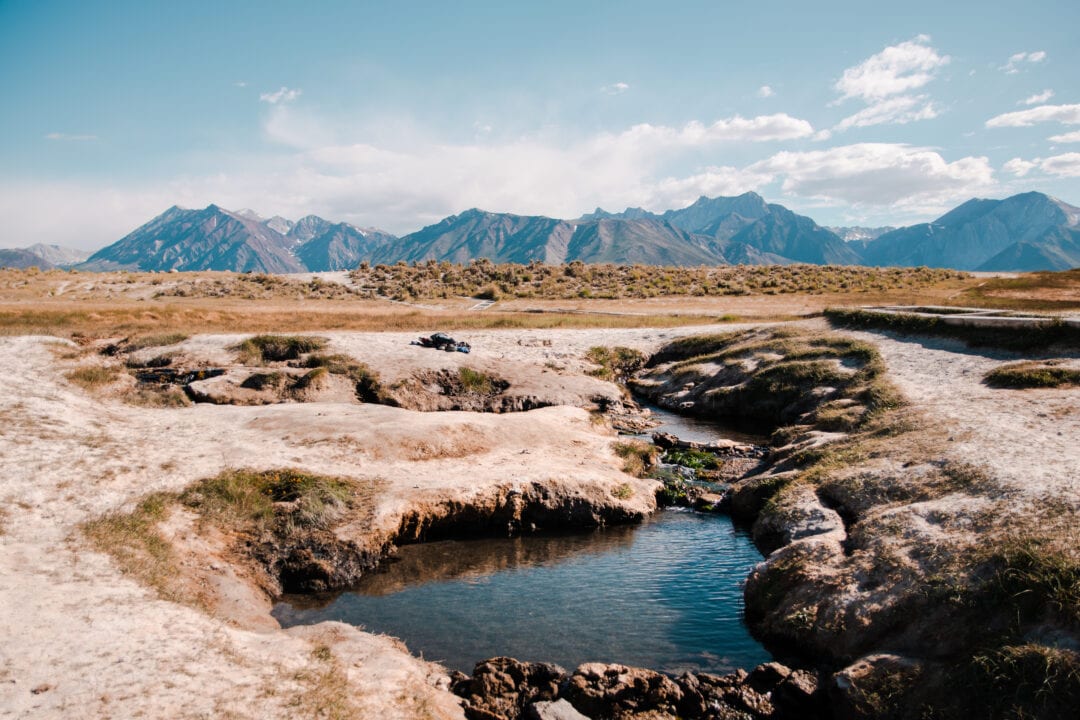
(452, 658), (566, 720)
(453, 657), (826, 720)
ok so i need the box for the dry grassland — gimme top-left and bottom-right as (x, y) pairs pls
(6, 265), (1072, 339)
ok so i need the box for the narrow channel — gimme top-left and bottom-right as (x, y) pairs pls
(273, 405), (772, 675)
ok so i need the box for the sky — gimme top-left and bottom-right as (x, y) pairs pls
(1, 0), (1079, 250)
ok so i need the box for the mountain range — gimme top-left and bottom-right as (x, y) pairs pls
(3, 191), (1078, 273)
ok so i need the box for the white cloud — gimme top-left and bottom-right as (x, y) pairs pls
(757, 85), (774, 98)
(986, 104), (1080, 128)
(834, 35), (950, 103)
(1003, 158), (1038, 177)
(747, 143), (995, 216)
(1001, 153), (1080, 178)
(259, 86), (302, 104)
(604, 113), (815, 148)
(835, 95), (939, 130)
(6, 117), (998, 250)
(1041, 153), (1080, 177)
(234, 81), (248, 88)
(1020, 89), (1054, 105)
(1001, 50), (1047, 74)
(602, 82), (630, 95)
(1049, 130), (1080, 143)
(44, 132), (97, 142)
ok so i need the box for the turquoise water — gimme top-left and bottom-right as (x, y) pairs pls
(273, 508), (769, 675)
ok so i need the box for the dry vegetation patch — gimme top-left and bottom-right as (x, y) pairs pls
(347, 260), (964, 301)
(83, 469), (388, 605)
(984, 360), (1080, 389)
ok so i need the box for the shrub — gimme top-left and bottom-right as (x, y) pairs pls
(585, 346), (646, 381)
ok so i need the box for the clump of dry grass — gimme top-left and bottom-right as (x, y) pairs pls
(64, 364), (123, 389)
(287, 643), (364, 720)
(235, 335), (327, 364)
(302, 353), (389, 403)
(122, 332), (189, 351)
(612, 440), (656, 477)
(81, 469), (385, 609)
(81, 493), (180, 601)
(585, 345), (645, 381)
(984, 360), (1080, 389)
(180, 468), (354, 536)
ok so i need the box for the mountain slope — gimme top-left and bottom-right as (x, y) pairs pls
(373, 210), (576, 264)
(296, 223), (397, 271)
(81, 205), (305, 273)
(728, 205), (861, 265)
(0, 248), (56, 269)
(566, 218), (720, 265)
(24, 244), (90, 267)
(862, 192), (1080, 271)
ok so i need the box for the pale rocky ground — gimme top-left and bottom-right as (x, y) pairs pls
(1, 322), (1077, 718)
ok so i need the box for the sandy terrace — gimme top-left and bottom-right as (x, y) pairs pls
(2, 322), (1078, 718)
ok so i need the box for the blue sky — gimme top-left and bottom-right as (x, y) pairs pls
(1, 0), (1078, 249)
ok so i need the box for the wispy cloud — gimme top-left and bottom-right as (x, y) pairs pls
(757, 85), (774, 98)
(234, 81), (248, 88)
(602, 82), (630, 95)
(606, 114), (816, 147)
(986, 104), (1080, 128)
(1049, 130), (1080, 144)
(1020, 89), (1054, 106)
(1000, 50), (1047, 74)
(259, 86), (302, 104)
(836, 95), (939, 130)
(44, 132), (97, 142)
(832, 36), (947, 131)
(834, 35), (949, 103)
(1003, 153), (1080, 178)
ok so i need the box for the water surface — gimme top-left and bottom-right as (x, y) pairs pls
(274, 509), (769, 675)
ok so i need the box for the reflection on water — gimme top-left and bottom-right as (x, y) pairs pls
(636, 402), (767, 445)
(274, 509), (770, 675)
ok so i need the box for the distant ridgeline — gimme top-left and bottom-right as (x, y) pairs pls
(6, 191), (1078, 274)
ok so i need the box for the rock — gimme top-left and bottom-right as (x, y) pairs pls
(746, 662), (791, 693)
(693, 492), (725, 511)
(752, 483), (846, 554)
(525, 699), (591, 720)
(564, 663), (683, 719)
(830, 654), (924, 720)
(652, 432), (680, 449)
(728, 471), (797, 521)
(772, 669), (822, 718)
(457, 657), (567, 720)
